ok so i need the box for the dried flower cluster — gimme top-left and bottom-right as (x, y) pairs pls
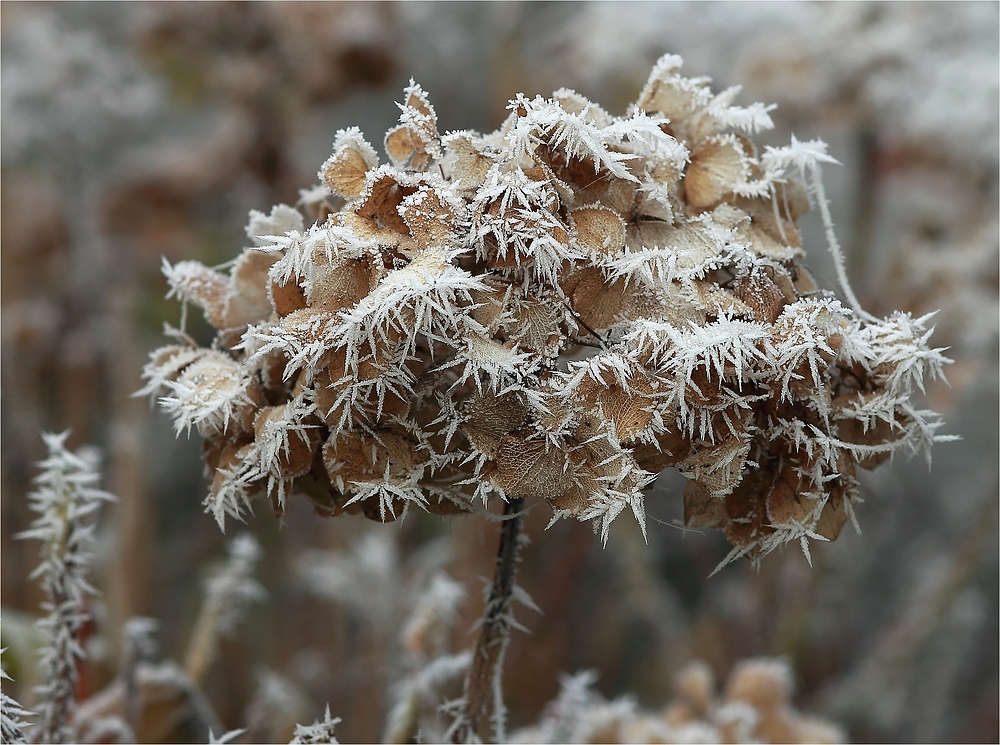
(511, 659), (843, 744)
(143, 54), (950, 565)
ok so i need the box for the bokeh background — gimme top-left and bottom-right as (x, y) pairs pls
(2, 2), (997, 742)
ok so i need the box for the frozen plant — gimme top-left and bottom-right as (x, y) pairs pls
(141, 54), (953, 743)
(510, 658), (844, 744)
(16, 433), (115, 744)
(143, 53), (951, 567)
(184, 534), (266, 685)
(2, 657), (33, 745)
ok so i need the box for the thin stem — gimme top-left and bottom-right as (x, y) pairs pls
(453, 498), (525, 744)
(810, 162), (878, 323)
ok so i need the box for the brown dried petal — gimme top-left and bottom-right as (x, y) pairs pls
(443, 133), (494, 190)
(680, 435), (750, 499)
(674, 660), (716, 716)
(568, 268), (628, 331)
(226, 249), (280, 327)
(570, 205), (627, 258)
(314, 368), (346, 427)
(495, 433), (568, 500)
(724, 659), (793, 712)
(172, 262), (228, 329)
(270, 276), (308, 317)
(211, 442), (254, 500)
(323, 146), (375, 199)
(385, 124), (425, 169)
(177, 354), (263, 436)
(578, 375), (655, 444)
(507, 297), (562, 354)
(399, 186), (458, 250)
(763, 461), (813, 527)
(692, 280), (755, 319)
(342, 212), (418, 258)
(468, 282), (509, 331)
(815, 467), (855, 542)
(355, 169), (417, 236)
(306, 258), (376, 313)
(684, 135), (749, 210)
(637, 58), (710, 126)
(254, 405), (320, 478)
(733, 270), (786, 324)
(147, 346), (208, 387)
(600, 177), (638, 214)
(280, 307), (337, 347)
(461, 391), (531, 457)
(835, 415), (897, 470)
(682, 480), (726, 530)
(541, 147), (610, 203)
(721, 464), (783, 551)
(323, 429), (418, 489)
(733, 195), (804, 260)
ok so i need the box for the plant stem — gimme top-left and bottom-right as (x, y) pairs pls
(453, 497), (524, 744)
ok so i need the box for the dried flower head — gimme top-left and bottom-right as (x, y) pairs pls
(144, 54), (951, 566)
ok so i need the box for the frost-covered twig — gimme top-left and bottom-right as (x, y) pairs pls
(385, 652), (471, 744)
(2, 658), (33, 745)
(452, 498), (525, 744)
(17, 432), (115, 744)
(120, 618), (158, 734)
(184, 534), (266, 685)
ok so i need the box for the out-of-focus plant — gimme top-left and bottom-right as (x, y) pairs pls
(16, 433), (115, 744)
(140, 54), (951, 742)
(7, 435), (341, 744)
(2, 655), (33, 745)
(511, 659), (844, 744)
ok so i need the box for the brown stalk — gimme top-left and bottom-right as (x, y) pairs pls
(453, 497), (525, 744)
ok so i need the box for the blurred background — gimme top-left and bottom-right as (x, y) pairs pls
(1, 2), (997, 742)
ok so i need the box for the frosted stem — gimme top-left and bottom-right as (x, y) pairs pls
(453, 498), (524, 744)
(810, 162), (878, 323)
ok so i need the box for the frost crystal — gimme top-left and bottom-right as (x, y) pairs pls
(289, 705), (341, 744)
(145, 54), (950, 566)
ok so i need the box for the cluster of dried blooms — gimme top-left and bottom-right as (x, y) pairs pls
(142, 54), (950, 566)
(511, 659), (843, 744)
